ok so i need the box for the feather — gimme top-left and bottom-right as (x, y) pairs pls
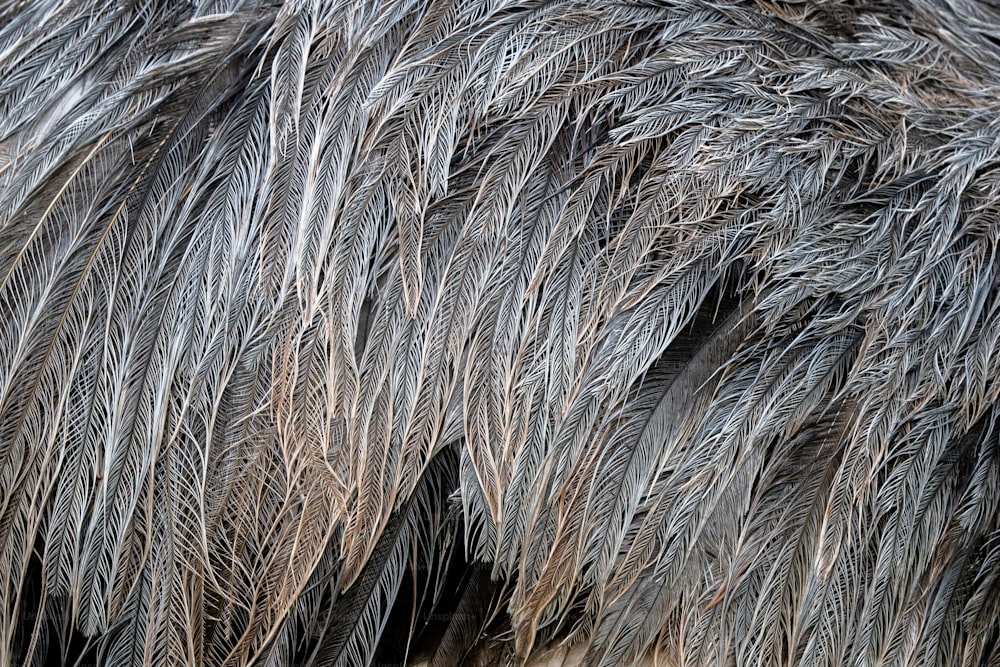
(2, 0), (1000, 665)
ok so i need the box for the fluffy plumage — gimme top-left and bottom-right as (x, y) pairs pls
(1, 0), (999, 664)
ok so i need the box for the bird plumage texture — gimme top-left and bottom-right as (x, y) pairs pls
(1, 0), (999, 664)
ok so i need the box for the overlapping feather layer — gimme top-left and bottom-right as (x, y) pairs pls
(0, 0), (999, 665)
